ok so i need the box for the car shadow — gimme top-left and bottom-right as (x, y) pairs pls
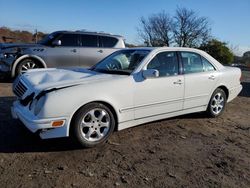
(0, 96), (209, 153)
(0, 96), (83, 153)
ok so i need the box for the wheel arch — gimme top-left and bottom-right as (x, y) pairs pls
(206, 85), (229, 117)
(69, 100), (119, 137)
(217, 85), (229, 100)
(11, 55), (47, 77)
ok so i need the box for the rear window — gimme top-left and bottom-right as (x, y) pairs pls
(100, 36), (118, 48)
(81, 34), (98, 47)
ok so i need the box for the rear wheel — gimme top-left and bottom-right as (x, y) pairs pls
(207, 88), (226, 117)
(16, 59), (41, 76)
(72, 103), (115, 148)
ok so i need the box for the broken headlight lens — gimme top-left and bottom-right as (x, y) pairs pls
(29, 96), (46, 116)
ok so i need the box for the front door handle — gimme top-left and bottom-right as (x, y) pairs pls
(71, 49), (77, 53)
(208, 75), (215, 80)
(173, 79), (183, 85)
(98, 49), (103, 53)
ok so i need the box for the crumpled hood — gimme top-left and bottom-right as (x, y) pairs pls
(1, 43), (44, 54)
(20, 68), (119, 95)
(1, 43), (41, 50)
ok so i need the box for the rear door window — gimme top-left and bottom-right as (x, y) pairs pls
(181, 52), (203, 74)
(100, 36), (118, 48)
(81, 34), (98, 47)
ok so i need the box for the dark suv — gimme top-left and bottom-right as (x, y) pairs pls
(0, 31), (125, 77)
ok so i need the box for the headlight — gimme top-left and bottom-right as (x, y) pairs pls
(34, 96), (46, 116)
(29, 96), (46, 116)
(0, 62), (9, 71)
(5, 53), (16, 58)
(29, 98), (38, 111)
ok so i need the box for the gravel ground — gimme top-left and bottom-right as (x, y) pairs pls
(0, 71), (249, 188)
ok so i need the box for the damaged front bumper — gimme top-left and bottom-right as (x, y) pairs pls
(11, 101), (70, 139)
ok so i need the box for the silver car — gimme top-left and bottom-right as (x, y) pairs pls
(0, 31), (125, 78)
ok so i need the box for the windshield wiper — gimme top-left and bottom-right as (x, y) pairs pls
(93, 69), (130, 75)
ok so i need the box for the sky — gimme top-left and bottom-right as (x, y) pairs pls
(0, 0), (249, 55)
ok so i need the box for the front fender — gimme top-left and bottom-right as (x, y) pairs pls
(37, 79), (134, 134)
(39, 88), (121, 137)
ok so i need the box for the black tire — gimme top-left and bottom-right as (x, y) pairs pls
(206, 88), (227, 118)
(16, 59), (41, 76)
(72, 103), (115, 148)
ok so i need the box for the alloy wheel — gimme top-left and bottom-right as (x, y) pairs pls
(211, 92), (225, 115)
(80, 108), (111, 142)
(21, 61), (38, 74)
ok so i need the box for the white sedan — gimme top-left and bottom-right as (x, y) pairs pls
(11, 47), (242, 147)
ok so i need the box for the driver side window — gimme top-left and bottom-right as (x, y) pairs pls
(147, 52), (179, 77)
(57, 34), (79, 47)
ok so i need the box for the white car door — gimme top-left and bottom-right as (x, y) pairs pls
(180, 52), (219, 109)
(134, 51), (184, 119)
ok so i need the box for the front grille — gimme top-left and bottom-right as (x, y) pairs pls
(13, 80), (27, 98)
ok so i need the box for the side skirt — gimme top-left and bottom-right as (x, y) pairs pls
(118, 105), (207, 131)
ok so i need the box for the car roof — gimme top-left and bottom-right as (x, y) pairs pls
(117, 47), (209, 56)
(53, 30), (124, 39)
(126, 47), (224, 71)
(125, 47), (205, 53)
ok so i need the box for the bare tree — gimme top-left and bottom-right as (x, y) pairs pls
(173, 7), (211, 47)
(137, 11), (173, 47)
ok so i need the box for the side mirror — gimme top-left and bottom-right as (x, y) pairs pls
(142, 69), (159, 79)
(52, 39), (61, 46)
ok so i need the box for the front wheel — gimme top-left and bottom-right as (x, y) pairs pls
(16, 59), (41, 76)
(207, 88), (227, 117)
(72, 103), (115, 148)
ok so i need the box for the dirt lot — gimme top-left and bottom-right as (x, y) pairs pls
(0, 71), (249, 188)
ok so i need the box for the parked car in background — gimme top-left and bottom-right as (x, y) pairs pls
(0, 43), (17, 51)
(0, 31), (125, 78)
(11, 47), (242, 147)
(231, 63), (250, 71)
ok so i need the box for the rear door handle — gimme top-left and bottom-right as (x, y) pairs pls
(173, 79), (183, 85)
(208, 75), (215, 80)
(98, 49), (103, 53)
(71, 49), (77, 53)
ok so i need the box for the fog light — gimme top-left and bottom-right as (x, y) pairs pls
(52, 120), (64, 127)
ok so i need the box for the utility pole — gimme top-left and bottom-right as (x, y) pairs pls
(35, 29), (38, 43)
